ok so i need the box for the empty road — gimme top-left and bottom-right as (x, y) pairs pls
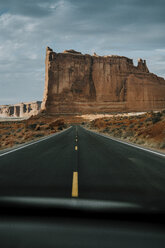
(0, 125), (165, 209)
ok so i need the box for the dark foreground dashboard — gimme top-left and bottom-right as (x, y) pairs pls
(0, 198), (165, 248)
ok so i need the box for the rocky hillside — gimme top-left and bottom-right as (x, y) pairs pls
(0, 115), (67, 150)
(88, 110), (165, 151)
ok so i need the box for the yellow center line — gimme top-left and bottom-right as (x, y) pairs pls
(72, 172), (78, 197)
(75, 145), (78, 151)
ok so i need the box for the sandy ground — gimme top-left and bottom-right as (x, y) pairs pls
(77, 112), (147, 121)
(0, 117), (28, 122)
(0, 110), (165, 152)
(86, 110), (165, 152)
(0, 116), (67, 150)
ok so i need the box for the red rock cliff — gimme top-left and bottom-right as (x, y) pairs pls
(41, 47), (165, 113)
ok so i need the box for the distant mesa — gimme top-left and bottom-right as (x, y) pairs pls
(41, 47), (165, 114)
(0, 101), (41, 118)
(1, 47), (165, 118)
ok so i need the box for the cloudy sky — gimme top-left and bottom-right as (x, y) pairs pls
(0, 0), (165, 105)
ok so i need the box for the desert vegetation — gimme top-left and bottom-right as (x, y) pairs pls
(1, 110), (165, 152)
(87, 110), (165, 151)
(0, 115), (67, 150)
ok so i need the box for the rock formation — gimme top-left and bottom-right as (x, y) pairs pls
(41, 47), (165, 113)
(0, 101), (41, 118)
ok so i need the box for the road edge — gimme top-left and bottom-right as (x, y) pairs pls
(0, 126), (72, 157)
(83, 127), (165, 158)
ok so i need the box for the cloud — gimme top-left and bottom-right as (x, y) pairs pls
(0, 0), (55, 17)
(0, 0), (165, 104)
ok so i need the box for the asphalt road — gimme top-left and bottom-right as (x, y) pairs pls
(0, 125), (165, 209)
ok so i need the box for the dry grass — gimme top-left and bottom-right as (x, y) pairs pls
(0, 113), (68, 150)
(87, 110), (165, 151)
(0, 110), (90, 150)
(1, 110), (165, 152)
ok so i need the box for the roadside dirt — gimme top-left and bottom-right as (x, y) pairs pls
(85, 110), (165, 152)
(1, 110), (165, 152)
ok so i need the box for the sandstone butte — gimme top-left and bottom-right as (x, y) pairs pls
(0, 101), (41, 118)
(41, 47), (165, 114)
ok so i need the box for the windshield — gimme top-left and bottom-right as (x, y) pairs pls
(0, 0), (165, 214)
(0, 123), (165, 212)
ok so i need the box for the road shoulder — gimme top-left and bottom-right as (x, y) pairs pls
(83, 126), (165, 157)
(0, 127), (71, 157)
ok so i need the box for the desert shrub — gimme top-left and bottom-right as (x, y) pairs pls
(58, 126), (63, 130)
(27, 123), (37, 129)
(17, 128), (22, 133)
(4, 141), (10, 146)
(121, 125), (126, 128)
(125, 131), (134, 137)
(58, 124), (67, 130)
(39, 122), (45, 126)
(136, 139), (145, 145)
(103, 127), (109, 133)
(157, 112), (162, 117)
(159, 141), (165, 149)
(17, 135), (23, 138)
(130, 124), (135, 128)
(123, 132), (129, 138)
(14, 141), (20, 145)
(137, 123), (143, 128)
(114, 130), (122, 137)
(151, 111), (162, 120)
(4, 127), (10, 130)
(34, 133), (44, 138)
(114, 127), (120, 131)
(4, 132), (11, 135)
(43, 125), (50, 130)
(110, 128), (116, 133)
(145, 118), (152, 122)
(116, 123), (122, 126)
(152, 115), (161, 124)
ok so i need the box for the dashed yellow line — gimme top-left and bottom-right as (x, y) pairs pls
(72, 172), (78, 197)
